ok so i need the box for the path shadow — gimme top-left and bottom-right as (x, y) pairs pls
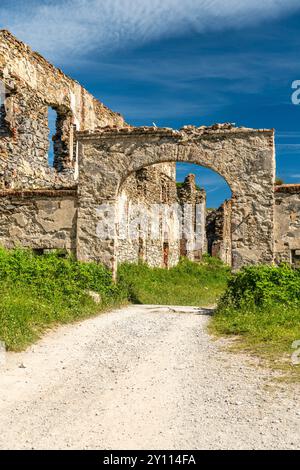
(195, 307), (215, 316)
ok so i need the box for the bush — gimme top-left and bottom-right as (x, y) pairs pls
(218, 264), (300, 310)
(0, 248), (127, 350)
(211, 264), (300, 354)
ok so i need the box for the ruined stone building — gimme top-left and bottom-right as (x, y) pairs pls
(206, 200), (232, 266)
(118, 167), (206, 268)
(0, 30), (205, 269)
(274, 184), (300, 266)
(206, 184), (300, 268)
(0, 30), (300, 272)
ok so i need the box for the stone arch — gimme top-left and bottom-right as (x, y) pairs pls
(117, 156), (233, 197)
(76, 125), (275, 272)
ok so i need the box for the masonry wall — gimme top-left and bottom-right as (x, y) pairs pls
(274, 185), (300, 266)
(117, 163), (180, 268)
(206, 199), (232, 266)
(207, 185), (300, 268)
(0, 30), (182, 267)
(177, 174), (206, 261)
(76, 125), (275, 270)
(0, 190), (77, 252)
(116, 165), (209, 268)
(0, 30), (124, 190)
(0, 32), (277, 271)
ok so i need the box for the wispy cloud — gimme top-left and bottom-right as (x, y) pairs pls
(82, 51), (299, 87)
(104, 93), (230, 121)
(1, 0), (299, 62)
(277, 144), (300, 153)
(176, 163), (231, 187)
(277, 132), (300, 139)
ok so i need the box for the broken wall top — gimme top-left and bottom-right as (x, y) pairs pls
(77, 123), (274, 142)
(0, 29), (124, 130)
(275, 184), (300, 194)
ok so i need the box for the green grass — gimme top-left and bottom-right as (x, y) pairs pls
(209, 265), (300, 380)
(210, 303), (300, 354)
(117, 256), (230, 306)
(0, 249), (229, 351)
(3, 245), (299, 381)
(0, 248), (127, 351)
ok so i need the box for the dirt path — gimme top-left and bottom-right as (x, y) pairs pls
(0, 305), (299, 450)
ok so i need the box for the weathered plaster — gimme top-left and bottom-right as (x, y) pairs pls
(0, 189), (77, 252)
(0, 30), (124, 189)
(77, 124), (275, 270)
(274, 185), (300, 264)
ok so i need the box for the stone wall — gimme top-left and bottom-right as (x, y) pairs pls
(274, 184), (300, 266)
(206, 184), (300, 268)
(117, 163), (180, 268)
(0, 189), (77, 252)
(0, 30), (184, 269)
(0, 31), (279, 273)
(77, 124), (275, 271)
(206, 200), (232, 266)
(116, 167), (207, 268)
(177, 174), (206, 261)
(0, 29), (124, 189)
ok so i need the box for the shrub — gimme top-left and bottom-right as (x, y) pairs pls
(0, 248), (127, 350)
(211, 264), (300, 355)
(218, 264), (300, 310)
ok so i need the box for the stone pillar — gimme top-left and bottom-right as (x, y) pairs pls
(231, 167), (275, 269)
(76, 140), (119, 273)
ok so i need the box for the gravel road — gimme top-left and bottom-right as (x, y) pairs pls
(0, 305), (299, 450)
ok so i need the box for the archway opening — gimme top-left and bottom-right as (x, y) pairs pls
(176, 162), (232, 266)
(76, 125), (275, 272)
(115, 160), (232, 269)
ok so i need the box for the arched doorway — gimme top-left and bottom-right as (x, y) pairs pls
(76, 124), (275, 272)
(176, 163), (232, 266)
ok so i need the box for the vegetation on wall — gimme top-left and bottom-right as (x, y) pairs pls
(176, 181), (203, 192)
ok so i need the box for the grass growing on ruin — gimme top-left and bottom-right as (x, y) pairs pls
(0, 248), (127, 351)
(209, 264), (300, 380)
(118, 256), (230, 306)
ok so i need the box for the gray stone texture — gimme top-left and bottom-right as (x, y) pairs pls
(117, 163), (179, 268)
(76, 124), (275, 270)
(3, 30), (296, 273)
(177, 174), (206, 261)
(274, 185), (300, 264)
(0, 189), (77, 252)
(0, 30), (124, 189)
(206, 200), (232, 266)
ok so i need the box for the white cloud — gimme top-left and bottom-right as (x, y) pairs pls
(0, 0), (299, 62)
(277, 132), (300, 139)
(277, 144), (300, 154)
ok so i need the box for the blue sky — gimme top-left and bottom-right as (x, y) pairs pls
(1, 0), (300, 207)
